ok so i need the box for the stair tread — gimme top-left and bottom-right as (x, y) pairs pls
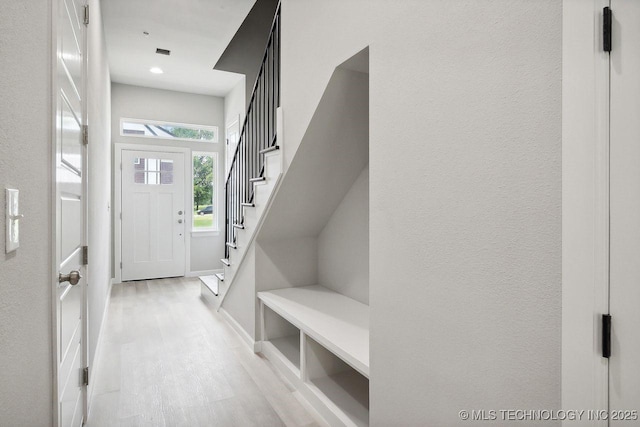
(199, 275), (219, 296)
(221, 258), (231, 266)
(215, 272), (225, 282)
(259, 144), (279, 154)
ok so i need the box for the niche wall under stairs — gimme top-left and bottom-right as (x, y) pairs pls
(252, 47), (371, 427)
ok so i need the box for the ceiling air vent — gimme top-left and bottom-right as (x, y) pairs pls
(156, 48), (171, 56)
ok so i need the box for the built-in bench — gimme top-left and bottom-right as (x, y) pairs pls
(258, 285), (369, 427)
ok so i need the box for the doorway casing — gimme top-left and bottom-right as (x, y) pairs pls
(562, 0), (610, 420)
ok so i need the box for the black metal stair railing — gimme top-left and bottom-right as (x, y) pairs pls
(224, 3), (280, 260)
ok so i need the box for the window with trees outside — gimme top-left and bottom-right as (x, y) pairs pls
(193, 153), (217, 230)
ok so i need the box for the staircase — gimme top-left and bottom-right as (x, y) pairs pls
(202, 3), (281, 309)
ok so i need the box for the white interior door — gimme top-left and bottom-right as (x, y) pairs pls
(609, 0), (640, 420)
(121, 150), (185, 281)
(55, 0), (87, 425)
(225, 116), (240, 176)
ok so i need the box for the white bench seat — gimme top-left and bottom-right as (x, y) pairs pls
(258, 285), (369, 378)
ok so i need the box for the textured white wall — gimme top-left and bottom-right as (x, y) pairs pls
(0, 2), (53, 425)
(282, 1), (562, 425)
(87, 0), (112, 375)
(257, 237), (318, 290)
(110, 83), (226, 274)
(224, 235), (319, 341)
(259, 68), (369, 241)
(222, 244), (256, 338)
(318, 165), (369, 305)
(253, 237), (318, 337)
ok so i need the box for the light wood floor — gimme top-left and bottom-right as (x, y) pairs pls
(87, 277), (320, 427)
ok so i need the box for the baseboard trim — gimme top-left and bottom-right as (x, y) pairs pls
(186, 269), (223, 278)
(219, 307), (260, 353)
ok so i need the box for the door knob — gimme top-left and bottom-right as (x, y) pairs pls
(59, 271), (82, 286)
(178, 219), (183, 224)
(178, 210), (183, 215)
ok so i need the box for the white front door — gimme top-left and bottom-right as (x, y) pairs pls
(121, 150), (186, 281)
(55, 0), (87, 425)
(609, 0), (640, 418)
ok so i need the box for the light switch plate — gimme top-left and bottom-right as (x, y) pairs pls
(6, 189), (21, 253)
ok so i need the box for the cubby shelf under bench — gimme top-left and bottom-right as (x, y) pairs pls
(258, 285), (370, 427)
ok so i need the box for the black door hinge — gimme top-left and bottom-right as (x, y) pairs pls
(83, 5), (89, 26)
(603, 7), (612, 52)
(82, 246), (88, 265)
(602, 314), (612, 358)
(83, 367), (89, 386)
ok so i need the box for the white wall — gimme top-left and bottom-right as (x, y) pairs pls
(0, 2), (53, 425)
(281, 1), (561, 425)
(222, 244), (256, 338)
(257, 237), (318, 289)
(87, 0), (112, 376)
(259, 67), (369, 241)
(224, 236), (318, 340)
(318, 165), (368, 305)
(253, 237), (318, 336)
(110, 83), (226, 275)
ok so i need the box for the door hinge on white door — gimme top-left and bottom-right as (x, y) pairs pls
(82, 125), (88, 145)
(83, 5), (90, 26)
(603, 7), (612, 52)
(82, 367), (89, 386)
(602, 314), (612, 358)
(82, 246), (88, 265)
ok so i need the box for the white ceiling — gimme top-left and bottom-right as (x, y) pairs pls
(102, 0), (255, 96)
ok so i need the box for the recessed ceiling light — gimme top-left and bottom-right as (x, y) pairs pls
(150, 67), (163, 74)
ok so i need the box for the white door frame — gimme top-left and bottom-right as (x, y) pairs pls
(51, 0), (89, 424)
(225, 114), (241, 177)
(114, 143), (192, 283)
(562, 0), (610, 422)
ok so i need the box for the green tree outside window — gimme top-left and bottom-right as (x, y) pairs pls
(193, 155), (214, 228)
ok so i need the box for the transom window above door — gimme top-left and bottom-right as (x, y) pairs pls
(121, 118), (219, 143)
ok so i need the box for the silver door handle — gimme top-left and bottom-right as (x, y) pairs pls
(178, 219), (183, 224)
(59, 271), (82, 286)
